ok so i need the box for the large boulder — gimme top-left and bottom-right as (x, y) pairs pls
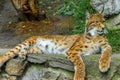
(106, 14), (120, 30)
(90, 0), (120, 16)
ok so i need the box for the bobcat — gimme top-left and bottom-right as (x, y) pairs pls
(0, 11), (112, 80)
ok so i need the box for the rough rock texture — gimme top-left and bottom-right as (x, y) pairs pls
(27, 54), (74, 72)
(90, 0), (120, 16)
(106, 14), (120, 30)
(22, 65), (72, 80)
(0, 73), (17, 80)
(5, 59), (27, 76)
(0, 49), (120, 80)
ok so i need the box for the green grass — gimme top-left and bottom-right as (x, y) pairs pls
(0, 0), (2, 5)
(58, 0), (86, 34)
(58, 0), (95, 34)
(107, 30), (120, 53)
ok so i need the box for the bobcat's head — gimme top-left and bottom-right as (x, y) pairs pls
(85, 10), (107, 36)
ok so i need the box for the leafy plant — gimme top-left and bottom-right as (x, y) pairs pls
(58, 0), (95, 34)
(0, 0), (3, 6)
(106, 29), (120, 53)
(58, 0), (86, 34)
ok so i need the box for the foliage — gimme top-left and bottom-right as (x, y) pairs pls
(58, 0), (95, 34)
(0, 0), (2, 5)
(58, 0), (86, 34)
(107, 29), (120, 53)
(86, 0), (95, 13)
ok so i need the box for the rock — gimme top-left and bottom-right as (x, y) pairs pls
(27, 53), (74, 71)
(22, 65), (72, 80)
(0, 73), (17, 80)
(57, 73), (72, 80)
(106, 14), (120, 30)
(0, 49), (10, 56)
(22, 68), (59, 80)
(27, 53), (47, 64)
(5, 58), (27, 76)
(90, 0), (120, 16)
(49, 59), (74, 71)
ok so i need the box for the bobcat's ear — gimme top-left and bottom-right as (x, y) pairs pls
(99, 6), (104, 14)
(86, 10), (91, 19)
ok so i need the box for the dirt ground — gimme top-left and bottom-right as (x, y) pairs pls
(0, 0), (74, 48)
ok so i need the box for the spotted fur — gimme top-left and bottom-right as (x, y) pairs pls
(0, 11), (112, 80)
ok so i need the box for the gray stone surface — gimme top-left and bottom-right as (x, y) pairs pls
(90, 0), (120, 16)
(27, 53), (74, 72)
(106, 14), (120, 30)
(0, 73), (17, 80)
(5, 58), (27, 76)
(0, 49), (10, 55)
(27, 53), (47, 64)
(22, 65), (72, 80)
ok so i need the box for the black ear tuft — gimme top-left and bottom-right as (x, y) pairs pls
(86, 10), (91, 19)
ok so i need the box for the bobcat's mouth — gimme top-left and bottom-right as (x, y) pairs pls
(97, 28), (107, 35)
(97, 31), (105, 35)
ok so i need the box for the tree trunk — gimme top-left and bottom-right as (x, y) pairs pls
(11, 0), (46, 21)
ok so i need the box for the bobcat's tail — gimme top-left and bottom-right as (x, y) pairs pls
(0, 36), (37, 68)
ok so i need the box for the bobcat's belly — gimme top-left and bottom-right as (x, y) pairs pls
(36, 38), (69, 54)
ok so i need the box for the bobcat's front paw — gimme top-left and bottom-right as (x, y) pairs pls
(74, 77), (84, 80)
(74, 75), (84, 80)
(99, 57), (111, 72)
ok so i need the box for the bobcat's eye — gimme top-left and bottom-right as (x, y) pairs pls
(103, 21), (105, 23)
(96, 21), (99, 23)
(102, 19), (105, 23)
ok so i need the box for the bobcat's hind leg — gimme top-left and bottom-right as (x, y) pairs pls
(18, 47), (41, 60)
